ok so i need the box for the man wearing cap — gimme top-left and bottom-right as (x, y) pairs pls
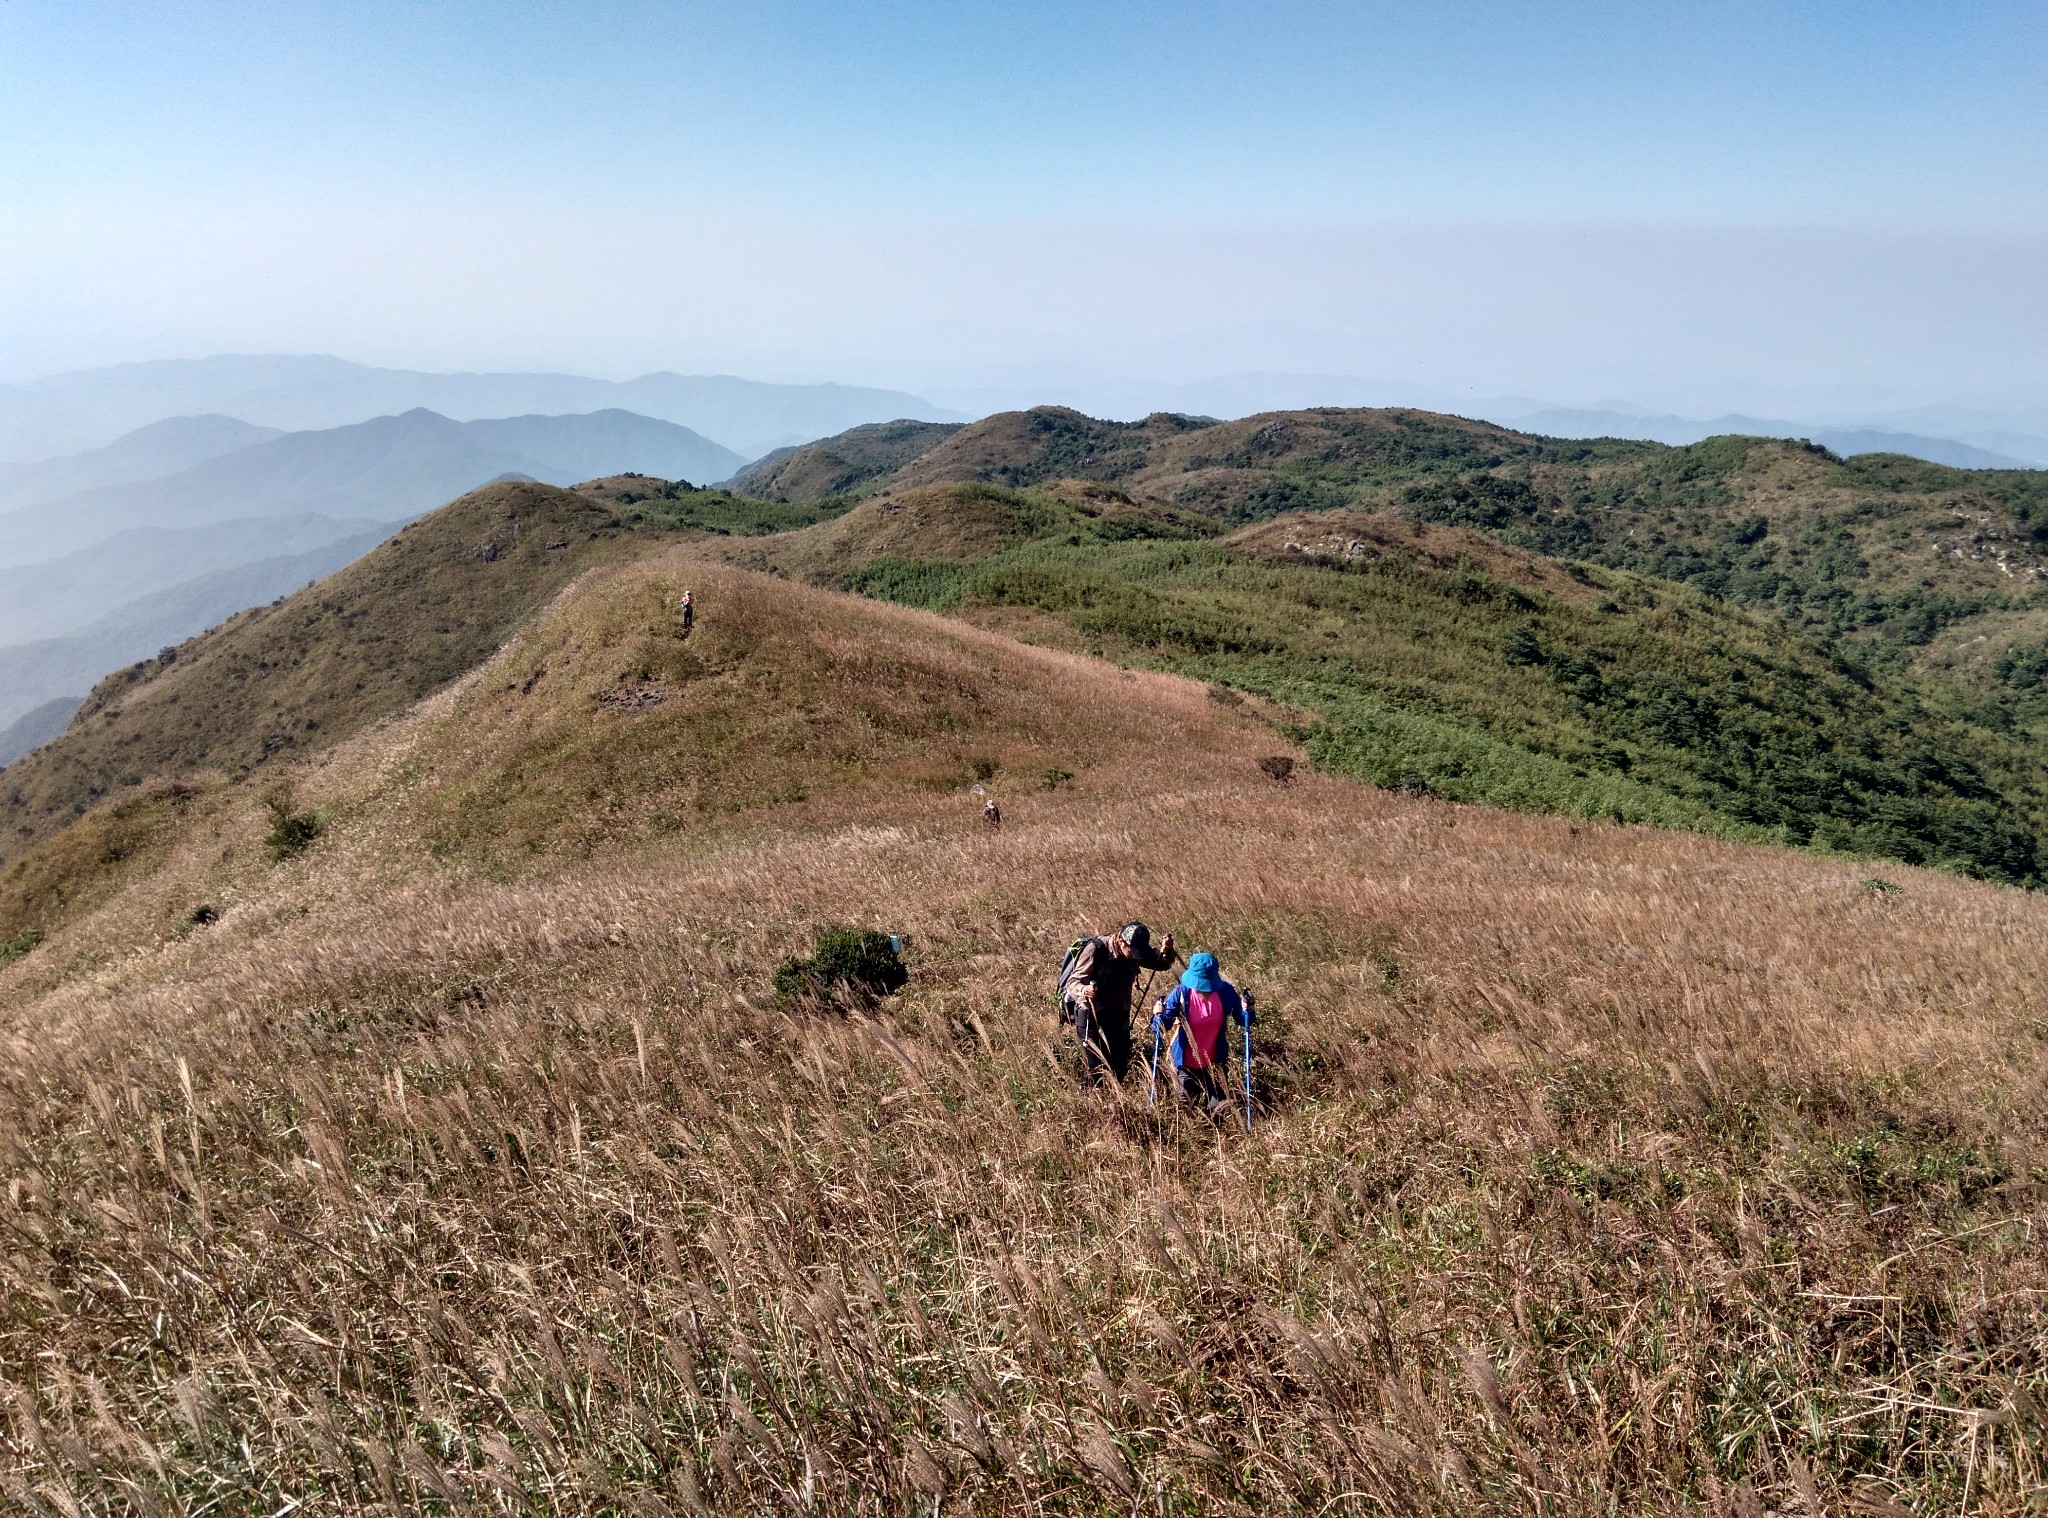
(1064, 922), (1177, 1085)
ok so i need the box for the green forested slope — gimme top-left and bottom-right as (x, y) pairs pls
(754, 406), (2048, 666)
(709, 483), (2047, 884)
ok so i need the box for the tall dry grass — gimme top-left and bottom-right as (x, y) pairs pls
(3, 562), (2047, 1514)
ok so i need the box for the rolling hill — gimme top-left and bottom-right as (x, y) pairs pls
(0, 477), (846, 863)
(1, 521), (2043, 1513)
(16, 413), (2048, 889)
(745, 405), (2048, 680)
(728, 418), (967, 499)
(705, 480), (2048, 884)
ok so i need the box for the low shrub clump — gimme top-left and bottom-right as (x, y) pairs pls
(0, 927), (41, 967)
(772, 926), (908, 1006)
(263, 795), (322, 861)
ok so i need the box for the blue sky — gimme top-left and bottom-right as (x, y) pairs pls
(2, 1), (2044, 413)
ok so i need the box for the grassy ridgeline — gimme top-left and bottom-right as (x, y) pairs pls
(789, 486), (2046, 883)
(0, 478), (848, 869)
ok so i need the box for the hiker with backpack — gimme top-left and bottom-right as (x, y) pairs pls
(1149, 952), (1254, 1121)
(1059, 923), (1177, 1086)
(678, 590), (695, 636)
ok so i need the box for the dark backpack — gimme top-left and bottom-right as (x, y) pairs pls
(1056, 935), (1105, 1007)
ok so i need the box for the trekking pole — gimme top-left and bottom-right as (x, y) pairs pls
(1149, 1017), (1161, 1110)
(1242, 992), (1255, 1133)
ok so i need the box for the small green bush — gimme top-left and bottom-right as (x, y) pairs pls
(0, 928), (44, 968)
(774, 927), (907, 1007)
(264, 796), (323, 861)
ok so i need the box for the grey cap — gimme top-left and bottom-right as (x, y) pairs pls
(1119, 922), (1152, 953)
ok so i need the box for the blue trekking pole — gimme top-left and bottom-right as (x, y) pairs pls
(1242, 992), (1254, 1132)
(1136, 968), (1160, 1108)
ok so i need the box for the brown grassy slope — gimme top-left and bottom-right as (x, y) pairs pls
(3, 562), (2048, 1512)
(391, 553), (1253, 872)
(709, 481), (1050, 578)
(731, 418), (967, 501)
(0, 557), (1295, 995)
(0, 480), (679, 867)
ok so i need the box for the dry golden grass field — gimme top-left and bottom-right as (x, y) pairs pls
(4, 555), (2048, 1514)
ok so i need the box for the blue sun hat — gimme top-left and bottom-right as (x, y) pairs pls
(1181, 951), (1223, 993)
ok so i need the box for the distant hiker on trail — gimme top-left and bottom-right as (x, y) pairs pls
(678, 589), (695, 636)
(982, 797), (1001, 829)
(1059, 922), (1177, 1086)
(1150, 952), (1254, 1120)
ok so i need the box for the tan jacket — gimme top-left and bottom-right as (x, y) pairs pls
(1067, 936), (1175, 1020)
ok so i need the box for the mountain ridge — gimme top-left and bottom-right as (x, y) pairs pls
(0, 407), (747, 568)
(0, 413), (284, 512)
(8, 403), (2048, 886)
(0, 354), (965, 462)
(744, 405), (2048, 672)
(0, 477), (849, 861)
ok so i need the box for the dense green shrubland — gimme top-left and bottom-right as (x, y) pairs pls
(828, 488), (2047, 884)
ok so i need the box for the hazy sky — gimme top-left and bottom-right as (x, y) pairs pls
(2, 1), (2044, 413)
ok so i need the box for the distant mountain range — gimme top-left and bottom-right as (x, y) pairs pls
(0, 527), (386, 731)
(0, 407), (745, 568)
(0, 405), (756, 732)
(0, 514), (388, 645)
(1502, 408), (2040, 469)
(0, 355), (965, 463)
(921, 373), (2048, 470)
(0, 414), (284, 510)
(0, 697), (81, 769)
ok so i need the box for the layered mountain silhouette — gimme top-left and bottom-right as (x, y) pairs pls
(0, 414), (284, 512)
(1507, 407), (2038, 468)
(0, 697), (81, 769)
(0, 407), (746, 567)
(0, 354), (964, 462)
(0, 407), (753, 729)
(0, 527), (387, 736)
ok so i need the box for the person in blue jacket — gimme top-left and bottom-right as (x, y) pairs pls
(1149, 951), (1253, 1118)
